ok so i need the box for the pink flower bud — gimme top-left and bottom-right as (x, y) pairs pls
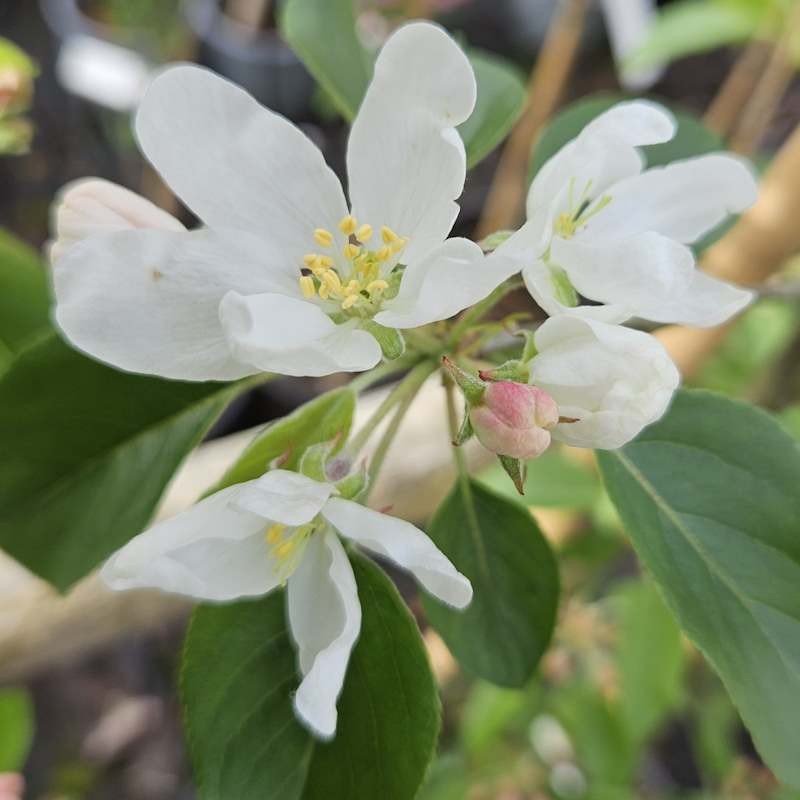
(469, 382), (559, 460)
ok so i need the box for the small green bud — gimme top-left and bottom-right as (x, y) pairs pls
(362, 320), (406, 361)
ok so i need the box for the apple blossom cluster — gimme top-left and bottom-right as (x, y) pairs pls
(46, 21), (757, 738)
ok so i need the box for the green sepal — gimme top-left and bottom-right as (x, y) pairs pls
(362, 320), (406, 361)
(518, 329), (538, 363)
(334, 463), (368, 500)
(298, 438), (339, 482)
(453, 408), (474, 447)
(549, 264), (579, 307)
(478, 229), (514, 252)
(441, 357), (486, 405)
(479, 359), (530, 384)
(499, 454), (527, 495)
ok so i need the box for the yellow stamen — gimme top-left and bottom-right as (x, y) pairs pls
(390, 237), (408, 254)
(303, 253), (317, 266)
(355, 223), (373, 243)
(299, 275), (316, 298)
(343, 243), (361, 260)
(313, 228), (334, 248)
(320, 269), (342, 294)
(265, 523), (285, 545)
(275, 540), (295, 558)
(341, 294), (359, 310)
(376, 245), (391, 261)
(345, 279), (360, 294)
(381, 226), (400, 244)
(367, 279), (389, 294)
(319, 284), (330, 300)
(339, 215), (358, 236)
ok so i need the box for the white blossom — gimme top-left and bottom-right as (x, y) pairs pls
(529, 315), (680, 449)
(101, 469), (472, 739)
(496, 101), (757, 327)
(50, 22), (514, 380)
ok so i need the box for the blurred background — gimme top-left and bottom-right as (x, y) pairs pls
(2, 0), (800, 798)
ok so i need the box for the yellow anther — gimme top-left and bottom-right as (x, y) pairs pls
(320, 269), (342, 294)
(339, 215), (358, 236)
(319, 284), (330, 300)
(343, 243), (361, 260)
(319, 255), (334, 267)
(341, 294), (359, 310)
(381, 226), (400, 244)
(345, 280), (361, 295)
(313, 228), (334, 248)
(355, 223), (373, 242)
(376, 245), (392, 261)
(299, 275), (316, 299)
(367, 279), (389, 294)
(303, 253), (317, 266)
(390, 237), (408, 254)
(265, 523), (285, 545)
(275, 540), (295, 559)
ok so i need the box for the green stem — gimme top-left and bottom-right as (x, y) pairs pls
(348, 351), (421, 393)
(348, 359), (436, 457)
(444, 373), (470, 480)
(365, 359), (439, 491)
(446, 278), (523, 348)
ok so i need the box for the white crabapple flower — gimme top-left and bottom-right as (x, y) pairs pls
(101, 469), (472, 739)
(529, 315), (680, 449)
(50, 22), (516, 381)
(495, 100), (758, 327)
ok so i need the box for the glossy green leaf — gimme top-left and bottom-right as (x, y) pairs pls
(282, 0), (525, 169)
(611, 579), (686, 744)
(212, 387), (356, 492)
(597, 389), (800, 788)
(0, 689), (33, 772)
(0, 334), (242, 591)
(479, 447), (600, 509)
(0, 229), (50, 370)
(627, 0), (765, 70)
(530, 94), (724, 183)
(423, 477), (559, 687)
(281, 0), (371, 120)
(460, 49), (526, 168)
(182, 555), (438, 800)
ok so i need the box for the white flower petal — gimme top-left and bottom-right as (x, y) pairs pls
(581, 99), (675, 147)
(531, 316), (680, 450)
(135, 64), (349, 261)
(219, 292), (382, 377)
(49, 178), (184, 263)
(521, 259), (632, 323)
(322, 497), (473, 609)
(600, 0), (664, 90)
(587, 153), (758, 244)
(233, 469), (335, 526)
(633, 269), (755, 326)
(347, 22), (476, 264)
(375, 238), (514, 329)
(53, 227), (290, 381)
(288, 529), (361, 739)
(101, 484), (280, 601)
(551, 232), (695, 317)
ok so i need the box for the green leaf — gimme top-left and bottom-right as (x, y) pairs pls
(478, 447), (600, 509)
(281, 1), (525, 169)
(627, 0), (765, 70)
(0, 689), (33, 772)
(0, 229), (51, 369)
(597, 389), (800, 788)
(212, 387), (356, 492)
(459, 49), (526, 168)
(530, 94), (724, 184)
(0, 334), (242, 591)
(281, 0), (371, 120)
(611, 579), (686, 744)
(182, 554), (438, 800)
(422, 477), (559, 687)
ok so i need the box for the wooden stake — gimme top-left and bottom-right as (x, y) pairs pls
(475, 0), (590, 239)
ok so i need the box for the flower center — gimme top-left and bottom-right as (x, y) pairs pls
(552, 178), (612, 241)
(264, 519), (321, 582)
(298, 215), (408, 316)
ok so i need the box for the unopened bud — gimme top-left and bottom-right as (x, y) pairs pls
(469, 381), (558, 460)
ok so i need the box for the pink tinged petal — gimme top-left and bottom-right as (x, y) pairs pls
(135, 65), (349, 266)
(288, 530), (361, 739)
(375, 238), (515, 329)
(470, 405), (552, 460)
(346, 22), (476, 264)
(531, 316), (680, 450)
(101, 483), (283, 601)
(53, 227), (290, 381)
(322, 497), (473, 609)
(49, 178), (184, 263)
(232, 469), (335, 526)
(587, 153), (758, 244)
(219, 292), (382, 377)
(550, 232), (696, 319)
